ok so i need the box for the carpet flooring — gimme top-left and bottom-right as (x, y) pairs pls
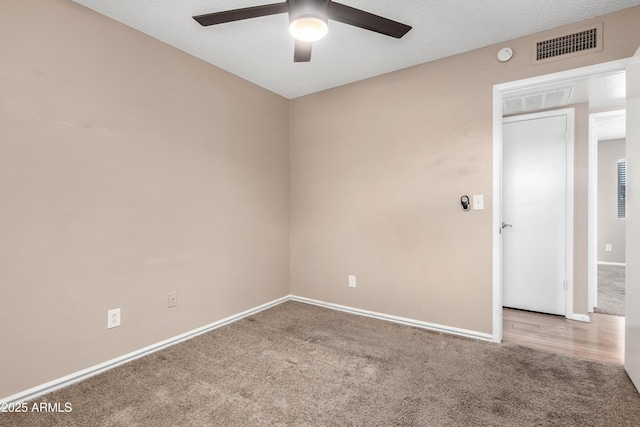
(2, 301), (639, 426)
(595, 264), (625, 317)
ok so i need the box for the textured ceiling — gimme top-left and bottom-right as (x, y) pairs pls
(72, 0), (640, 99)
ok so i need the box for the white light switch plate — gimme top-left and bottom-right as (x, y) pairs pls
(473, 194), (484, 210)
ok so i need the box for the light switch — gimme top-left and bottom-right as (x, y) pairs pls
(473, 194), (484, 210)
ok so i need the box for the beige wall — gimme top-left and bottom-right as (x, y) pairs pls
(598, 139), (627, 263)
(573, 103), (591, 316)
(290, 8), (640, 333)
(0, 0), (290, 398)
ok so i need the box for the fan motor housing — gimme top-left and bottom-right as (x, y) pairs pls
(287, 0), (329, 22)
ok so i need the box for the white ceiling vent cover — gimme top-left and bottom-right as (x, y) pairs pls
(503, 87), (573, 115)
(532, 23), (602, 64)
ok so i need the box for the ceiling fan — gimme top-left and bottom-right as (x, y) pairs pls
(193, 0), (412, 62)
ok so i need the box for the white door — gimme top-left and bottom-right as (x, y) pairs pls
(502, 110), (573, 315)
(625, 47), (640, 391)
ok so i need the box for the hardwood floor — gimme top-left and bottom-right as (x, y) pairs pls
(503, 308), (625, 365)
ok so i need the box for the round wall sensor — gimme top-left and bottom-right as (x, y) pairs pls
(497, 47), (513, 62)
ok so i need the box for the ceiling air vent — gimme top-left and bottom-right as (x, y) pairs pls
(532, 23), (602, 65)
(503, 87), (572, 115)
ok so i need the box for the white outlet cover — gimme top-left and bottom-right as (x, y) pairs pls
(168, 291), (177, 308)
(348, 275), (356, 288)
(107, 308), (121, 329)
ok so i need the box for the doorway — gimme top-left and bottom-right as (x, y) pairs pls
(589, 110), (627, 318)
(492, 59), (630, 342)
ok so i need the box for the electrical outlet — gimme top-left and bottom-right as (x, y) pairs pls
(107, 308), (121, 329)
(168, 291), (177, 308)
(348, 275), (356, 288)
(605, 244), (612, 252)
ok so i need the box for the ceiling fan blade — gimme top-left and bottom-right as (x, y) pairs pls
(327, 2), (411, 38)
(294, 40), (313, 62)
(193, 3), (288, 26)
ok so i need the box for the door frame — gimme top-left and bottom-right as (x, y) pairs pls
(502, 109), (575, 317)
(492, 59), (631, 342)
(588, 109), (627, 312)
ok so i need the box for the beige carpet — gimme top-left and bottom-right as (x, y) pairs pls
(595, 264), (625, 317)
(2, 301), (639, 426)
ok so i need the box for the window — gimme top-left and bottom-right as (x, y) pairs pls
(618, 159), (626, 219)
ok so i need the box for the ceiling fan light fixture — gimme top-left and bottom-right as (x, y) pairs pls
(289, 16), (328, 42)
(193, 0), (412, 62)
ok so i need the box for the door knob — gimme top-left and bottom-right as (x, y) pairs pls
(502, 222), (512, 229)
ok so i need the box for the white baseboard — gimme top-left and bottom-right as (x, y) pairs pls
(567, 313), (591, 323)
(290, 295), (494, 342)
(597, 261), (626, 266)
(3, 294), (494, 404)
(1, 295), (289, 405)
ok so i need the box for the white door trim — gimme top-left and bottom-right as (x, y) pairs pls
(588, 109), (626, 313)
(492, 59), (630, 342)
(624, 46), (640, 391)
(502, 109), (575, 318)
